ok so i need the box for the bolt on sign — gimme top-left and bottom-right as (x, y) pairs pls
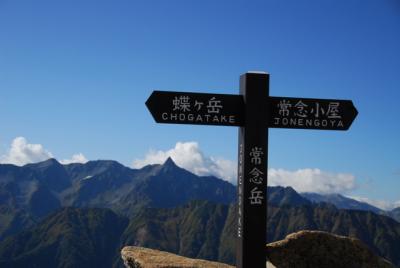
(146, 72), (358, 268)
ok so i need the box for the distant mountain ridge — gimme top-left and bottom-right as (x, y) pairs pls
(0, 158), (318, 240)
(1, 157), (398, 241)
(0, 157), (236, 239)
(300, 192), (400, 223)
(301, 192), (383, 214)
(390, 207), (400, 222)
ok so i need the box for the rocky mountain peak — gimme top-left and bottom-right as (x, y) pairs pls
(159, 157), (181, 174)
(25, 158), (62, 169)
(163, 157), (177, 167)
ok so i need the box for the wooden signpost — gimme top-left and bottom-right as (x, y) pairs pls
(146, 72), (358, 268)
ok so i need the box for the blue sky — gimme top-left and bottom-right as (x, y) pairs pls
(0, 0), (399, 208)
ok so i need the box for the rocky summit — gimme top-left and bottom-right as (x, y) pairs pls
(266, 230), (395, 268)
(121, 246), (235, 268)
(121, 231), (395, 268)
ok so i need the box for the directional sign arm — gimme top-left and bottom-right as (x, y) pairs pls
(268, 96), (358, 130)
(146, 90), (245, 127)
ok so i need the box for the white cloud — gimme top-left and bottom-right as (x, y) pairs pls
(269, 168), (356, 194)
(133, 142), (357, 194)
(0, 137), (53, 166)
(0, 137), (88, 166)
(348, 196), (400, 211)
(132, 141), (237, 184)
(60, 153), (88, 165)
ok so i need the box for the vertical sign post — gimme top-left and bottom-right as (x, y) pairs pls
(145, 72), (358, 268)
(237, 73), (269, 267)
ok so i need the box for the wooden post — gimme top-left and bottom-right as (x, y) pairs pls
(237, 72), (269, 268)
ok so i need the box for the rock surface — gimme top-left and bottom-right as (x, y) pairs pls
(121, 246), (234, 268)
(266, 230), (395, 268)
(121, 230), (395, 268)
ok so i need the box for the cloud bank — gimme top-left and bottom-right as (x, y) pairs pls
(269, 168), (356, 194)
(0, 137), (87, 166)
(0, 137), (53, 166)
(60, 153), (88, 165)
(133, 141), (357, 194)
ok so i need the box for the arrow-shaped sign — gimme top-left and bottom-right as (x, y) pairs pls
(268, 96), (358, 130)
(146, 91), (244, 127)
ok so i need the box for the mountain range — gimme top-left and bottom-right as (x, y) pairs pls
(0, 157), (235, 240)
(301, 191), (400, 223)
(390, 207), (400, 223)
(0, 158), (399, 267)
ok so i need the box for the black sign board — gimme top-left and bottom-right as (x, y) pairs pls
(268, 96), (358, 130)
(146, 72), (358, 268)
(146, 91), (244, 126)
